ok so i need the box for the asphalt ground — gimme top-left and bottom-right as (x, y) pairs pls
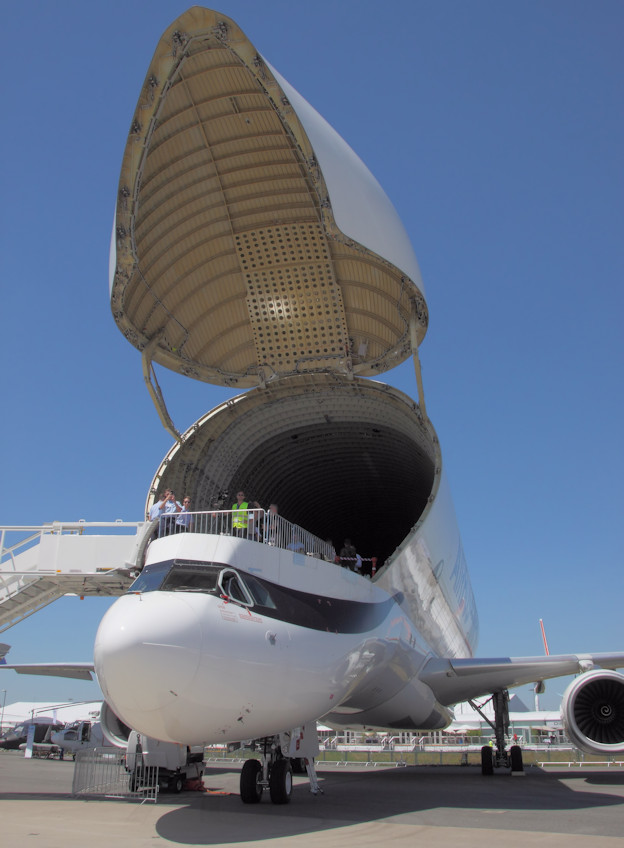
(1, 750), (623, 847)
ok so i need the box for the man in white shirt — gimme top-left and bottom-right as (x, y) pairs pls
(148, 489), (170, 521)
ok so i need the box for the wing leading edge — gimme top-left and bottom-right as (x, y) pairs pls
(1, 663), (95, 681)
(421, 652), (624, 706)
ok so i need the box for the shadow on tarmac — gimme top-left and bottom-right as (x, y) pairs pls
(151, 764), (624, 845)
(2, 759), (623, 844)
(579, 771), (624, 786)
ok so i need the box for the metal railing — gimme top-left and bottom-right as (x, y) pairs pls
(0, 521), (144, 570)
(0, 520), (149, 633)
(72, 747), (159, 802)
(155, 509), (337, 562)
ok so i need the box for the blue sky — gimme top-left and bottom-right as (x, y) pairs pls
(1, 1), (622, 712)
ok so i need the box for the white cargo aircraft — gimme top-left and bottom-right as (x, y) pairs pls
(5, 7), (624, 804)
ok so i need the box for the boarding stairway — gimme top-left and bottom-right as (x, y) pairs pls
(0, 522), (148, 632)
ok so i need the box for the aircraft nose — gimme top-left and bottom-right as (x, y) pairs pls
(94, 594), (202, 713)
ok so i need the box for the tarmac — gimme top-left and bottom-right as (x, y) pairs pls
(1, 751), (623, 847)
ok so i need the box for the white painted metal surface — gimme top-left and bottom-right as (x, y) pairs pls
(0, 522), (147, 630)
(268, 62), (425, 295)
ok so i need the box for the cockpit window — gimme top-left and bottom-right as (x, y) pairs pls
(126, 560), (276, 610)
(162, 563), (222, 594)
(244, 575), (277, 609)
(127, 561), (171, 593)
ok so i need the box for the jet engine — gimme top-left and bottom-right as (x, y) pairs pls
(561, 669), (624, 754)
(99, 701), (132, 749)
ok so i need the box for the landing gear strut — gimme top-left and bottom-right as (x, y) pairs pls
(470, 689), (524, 776)
(239, 723), (322, 804)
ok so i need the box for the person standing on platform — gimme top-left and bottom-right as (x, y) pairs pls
(161, 491), (182, 536)
(232, 491), (250, 538)
(176, 497), (193, 532)
(149, 489), (170, 521)
(340, 538), (357, 570)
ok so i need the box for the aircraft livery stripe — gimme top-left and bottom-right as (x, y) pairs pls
(239, 568), (398, 634)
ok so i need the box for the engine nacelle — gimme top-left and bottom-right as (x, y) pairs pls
(561, 669), (624, 755)
(99, 701), (132, 749)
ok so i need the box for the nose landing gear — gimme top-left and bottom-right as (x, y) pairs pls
(239, 722), (322, 803)
(239, 741), (294, 804)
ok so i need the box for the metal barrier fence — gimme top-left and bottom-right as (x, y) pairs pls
(72, 747), (159, 802)
(315, 747), (624, 768)
(211, 744), (624, 769)
(157, 509), (336, 562)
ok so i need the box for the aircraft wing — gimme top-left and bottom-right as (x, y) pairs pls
(1, 663), (95, 681)
(421, 652), (624, 705)
(5, 652), (624, 700)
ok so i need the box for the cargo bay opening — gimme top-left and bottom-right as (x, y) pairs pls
(113, 8), (437, 569)
(147, 374), (439, 567)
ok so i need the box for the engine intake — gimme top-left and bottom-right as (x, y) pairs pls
(561, 669), (624, 754)
(99, 701), (132, 749)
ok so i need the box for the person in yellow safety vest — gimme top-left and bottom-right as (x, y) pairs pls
(232, 490), (250, 537)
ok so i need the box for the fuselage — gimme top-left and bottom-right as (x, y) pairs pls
(99, 6), (479, 748)
(94, 502), (477, 745)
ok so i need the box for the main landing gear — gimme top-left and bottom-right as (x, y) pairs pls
(239, 724), (322, 804)
(470, 690), (524, 776)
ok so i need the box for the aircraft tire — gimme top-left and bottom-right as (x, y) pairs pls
(510, 745), (523, 772)
(269, 758), (292, 804)
(290, 757), (306, 774)
(481, 745), (494, 776)
(240, 758), (263, 803)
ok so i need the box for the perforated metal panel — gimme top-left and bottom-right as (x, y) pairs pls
(111, 8), (427, 388)
(238, 223), (349, 375)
